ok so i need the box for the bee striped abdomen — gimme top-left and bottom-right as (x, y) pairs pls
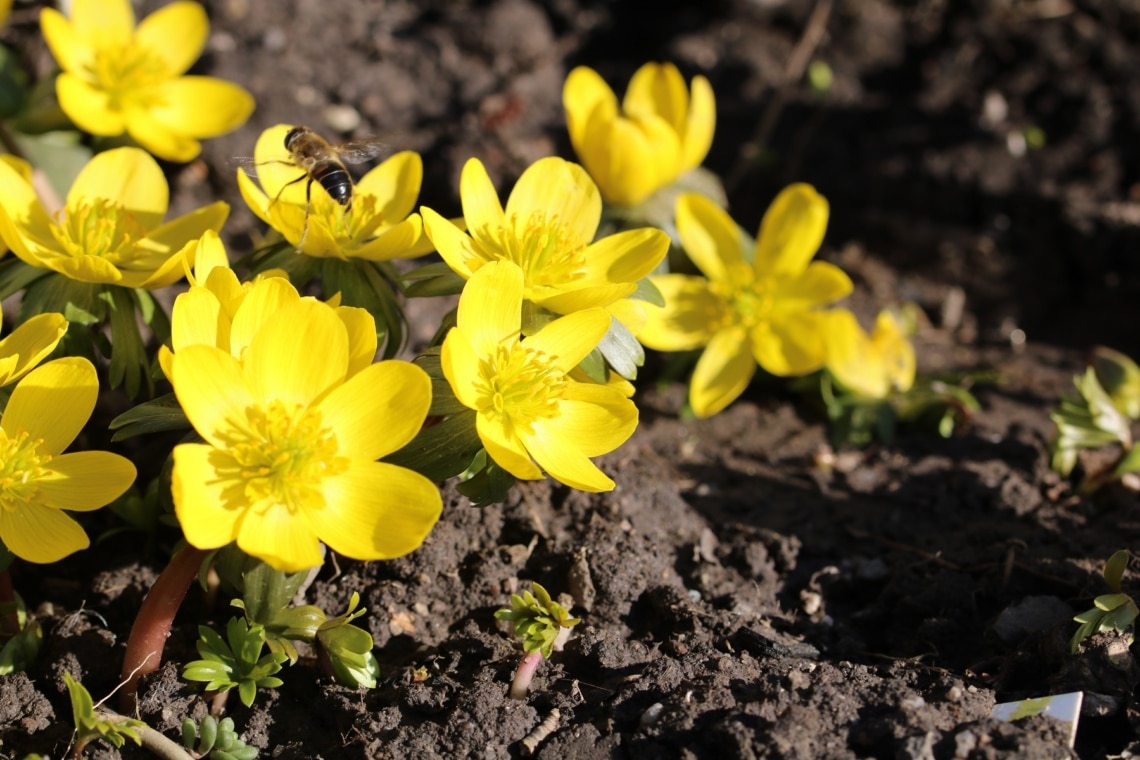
(310, 162), (354, 208)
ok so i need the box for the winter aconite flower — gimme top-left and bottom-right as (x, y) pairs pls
(639, 186), (853, 417)
(0, 147), (228, 287)
(0, 310), (68, 388)
(563, 62), (715, 207)
(41, 0), (254, 162)
(160, 234), (376, 380)
(441, 260), (638, 492)
(421, 157), (669, 318)
(169, 297), (442, 573)
(826, 309), (915, 399)
(0, 357), (136, 563)
(238, 124), (429, 260)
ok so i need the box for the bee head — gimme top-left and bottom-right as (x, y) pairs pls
(284, 126), (308, 151)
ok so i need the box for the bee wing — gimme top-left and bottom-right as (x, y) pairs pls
(229, 155), (300, 179)
(333, 139), (390, 164)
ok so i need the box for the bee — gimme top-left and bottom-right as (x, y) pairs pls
(241, 125), (389, 248)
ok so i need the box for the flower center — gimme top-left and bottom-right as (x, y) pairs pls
(90, 43), (170, 109)
(711, 262), (772, 330)
(213, 401), (348, 515)
(51, 200), (148, 264)
(0, 430), (50, 513)
(474, 340), (566, 429)
(494, 211), (587, 294)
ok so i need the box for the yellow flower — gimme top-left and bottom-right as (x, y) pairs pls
(0, 357), (136, 563)
(0, 147), (228, 287)
(169, 297), (441, 573)
(422, 157), (669, 318)
(0, 310), (68, 388)
(238, 124), (429, 261)
(441, 260), (638, 492)
(40, 0), (254, 162)
(826, 309), (915, 399)
(639, 185), (853, 417)
(563, 62), (715, 207)
(160, 233), (376, 380)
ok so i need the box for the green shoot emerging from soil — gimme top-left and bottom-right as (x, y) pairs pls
(182, 618), (288, 708)
(496, 582), (580, 699)
(65, 672), (144, 757)
(182, 715), (259, 760)
(1071, 549), (1139, 654)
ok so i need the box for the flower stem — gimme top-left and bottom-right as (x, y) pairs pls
(119, 545), (209, 712)
(509, 650), (544, 700)
(0, 566), (19, 638)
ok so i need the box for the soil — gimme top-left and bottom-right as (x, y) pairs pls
(3, 0), (1140, 758)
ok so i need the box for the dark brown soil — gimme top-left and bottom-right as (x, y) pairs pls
(4, 0), (1140, 758)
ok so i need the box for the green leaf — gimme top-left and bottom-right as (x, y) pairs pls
(11, 130), (92, 202)
(1092, 346), (1140, 419)
(413, 350), (470, 416)
(596, 316), (645, 381)
(1104, 550), (1131, 593)
(455, 451), (516, 507)
(381, 410), (483, 482)
(403, 269), (466, 298)
(0, 258), (48, 302)
(108, 394), (190, 441)
(106, 285), (151, 398)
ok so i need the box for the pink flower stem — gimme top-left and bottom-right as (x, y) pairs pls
(119, 545), (209, 712)
(509, 650), (545, 700)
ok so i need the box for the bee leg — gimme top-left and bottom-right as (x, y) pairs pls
(297, 178), (313, 252)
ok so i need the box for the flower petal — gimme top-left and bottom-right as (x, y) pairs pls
(68, 148), (167, 227)
(355, 151), (423, 222)
(228, 277), (302, 360)
(624, 62), (688, 135)
(535, 282), (638, 315)
(172, 442), (241, 549)
(56, 73), (126, 136)
(550, 381), (638, 456)
(236, 499), (323, 573)
(750, 311), (829, 377)
(0, 313), (68, 386)
(245, 299), (349, 407)
(319, 460), (442, 560)
(771, 261), (853, 312)
(563, 66), (617, 154)
(0, 156), (52, 233)
(637, 275), (721, 351)
(134, 1), (207, 76)
(335, 306), (378, 378)
(348, 215), (423, 262)
(676, 192), (744, 283)
(171, 286), (225, 353)
(459, 158), (506, 248)
(421, 206), (481, 279)
(457, 260), (522, 354)
(584, 226), (670, 283)
(441, 328), (482, 411)
(476, 412), (542, 480)
(525, 309), (611, 374)
(318, 360), (431, 461)
(3, 357), (96, 455)
(124, 107), (203, 163)
(682, 75), (716, 170)
(521, 420), (615, 492)
(40, 8), (94, 77)
(753, 183), (829, 279)
(689, 326), (756, 417)
(506, 157), (600, 248)
(0, 502), (88, 563)
(147, 76), (255, 140)
(39, 451), (136, 511)
(171, 345), (254, 449)
(71, 0), (134, 46)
